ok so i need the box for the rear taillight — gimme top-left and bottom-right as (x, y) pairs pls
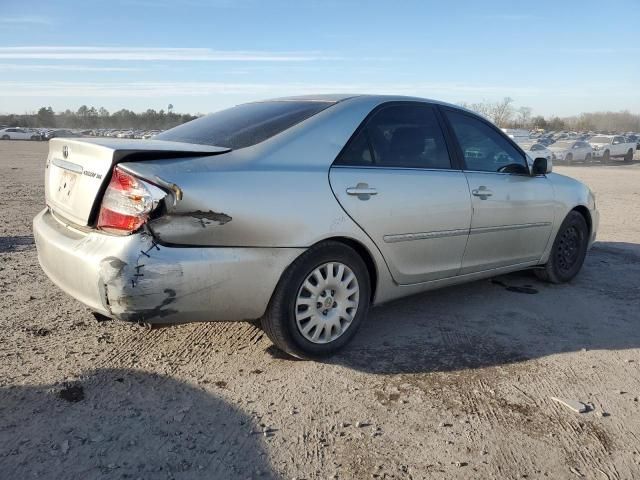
(97, 167), (155, 235)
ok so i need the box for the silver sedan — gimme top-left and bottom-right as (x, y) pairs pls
(33, 94), (598, 358)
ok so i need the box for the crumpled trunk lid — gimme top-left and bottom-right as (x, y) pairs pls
(44, 137), (230, 226)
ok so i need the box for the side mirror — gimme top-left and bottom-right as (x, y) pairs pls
(532, 157), (552, 175)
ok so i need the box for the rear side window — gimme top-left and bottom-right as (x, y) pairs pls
(156, 101), (334, 149)
(336, 103), (452, 169)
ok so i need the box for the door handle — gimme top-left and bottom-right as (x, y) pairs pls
(471, 186), (493, 199)
(346, 183), (378, 200)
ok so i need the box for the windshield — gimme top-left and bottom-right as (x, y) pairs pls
(156, 100), (334, 149)
(589, 136), (611, 143)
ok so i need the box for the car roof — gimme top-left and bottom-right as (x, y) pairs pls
(254, 93), (463, 110)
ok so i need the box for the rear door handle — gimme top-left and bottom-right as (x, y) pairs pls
(471, 186), (493, 199)
(346, 183), (378, 200)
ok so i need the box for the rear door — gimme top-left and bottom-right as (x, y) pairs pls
(441, 108), (554, 274)
(329, 102), (471, 285)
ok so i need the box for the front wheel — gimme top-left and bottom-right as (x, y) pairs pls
(602, 150), (610, 164)
(261, 241), (371, 359)
(535, 211), (589, 284)
(584, 153), (592, 164)
(624, 149), (633, 163)
(1, 135), (9, 140)
(565, 153), (573, 165)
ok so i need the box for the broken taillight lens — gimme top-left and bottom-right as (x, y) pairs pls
(97, 166), (154, 235)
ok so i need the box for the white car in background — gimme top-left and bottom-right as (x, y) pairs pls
(517, 141), (555, 162)
(588, 135), (635, 163)
(548, 140), (593, 165)
(0, 127), (42, 140)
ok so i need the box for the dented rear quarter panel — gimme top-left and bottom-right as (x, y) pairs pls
(119, 97), (400, 303)
(119, 96), (383, 247)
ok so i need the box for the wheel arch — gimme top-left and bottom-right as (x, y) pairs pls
(571, 205), (592, 237)
(318, 236), (379, 302)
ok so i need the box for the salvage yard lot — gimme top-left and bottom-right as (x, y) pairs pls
(1, 140), (639, 479)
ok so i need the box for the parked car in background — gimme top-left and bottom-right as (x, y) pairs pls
(624, 134), (639, 150)
(517, 141), (555, 163)
(548, 140), (593, 164)
(588, 135), (635, 163)
(45, 129), (82, 140)
(33, 94), (598, 358)
(0, 127), (42, 140)
(502, 128), (531, 143)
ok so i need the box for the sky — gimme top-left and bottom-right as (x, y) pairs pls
(0, 0), (638, 117)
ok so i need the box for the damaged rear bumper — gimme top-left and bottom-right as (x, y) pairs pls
(33, 208), (303, 324)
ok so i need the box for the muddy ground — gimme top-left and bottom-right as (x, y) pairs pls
(1, 140), (639, 480)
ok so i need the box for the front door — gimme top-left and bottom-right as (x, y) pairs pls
(329, 103), (472, 285)
(442, 108), (555, 274)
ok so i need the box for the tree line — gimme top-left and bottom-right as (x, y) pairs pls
(1, 102), (639, 133)
(0, 106), (198, 130)
(460, 97), (640, 132)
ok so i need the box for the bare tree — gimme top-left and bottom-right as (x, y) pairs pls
(516, 106), (532, 128)
(489, 97), (514, 127)
(459, 97), (516, 127)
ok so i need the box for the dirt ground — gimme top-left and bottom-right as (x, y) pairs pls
(1, 140), (639, 480)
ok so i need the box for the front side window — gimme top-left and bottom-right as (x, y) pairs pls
(156, 100), (334, 149)
(336, 103), (452, 169)
(445, 110), (528, 174)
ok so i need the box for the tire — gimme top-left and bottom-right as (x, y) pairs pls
(261, 241), (371, 359)
(535, 211), (589, 284)
(30, 135), (39, 141)
(1, 135), (9, 140)
(624, 149), (633, 163)
(602, 150), (610, 164)
(565, 153), (573, 165)
(584, 153), (592, 164)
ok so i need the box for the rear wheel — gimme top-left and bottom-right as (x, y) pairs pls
(261, 241), (370, 359)
(535, 211), (589, 284)
(1, 135), (9, 140)
(624, 149), (633, 163)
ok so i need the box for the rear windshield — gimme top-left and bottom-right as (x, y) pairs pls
(156, 100), (334, 149)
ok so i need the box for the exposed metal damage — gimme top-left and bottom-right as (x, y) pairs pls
(147, 210), (232, 240)
(187, 210), (232, 225)
(98, 232), (184, 323)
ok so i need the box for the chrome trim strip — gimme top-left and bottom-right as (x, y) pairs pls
(384, 228), (469, 243)
(470, 222), (551, 235)
(52, 157), (83, 174)
(384, 222), (551, 243)
(331, 165), (463, 173)
(463, 170), (531, 177)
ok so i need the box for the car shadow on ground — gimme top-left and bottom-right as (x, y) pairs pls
(0, 369), (278, 479)
(330, 241), (640, 375)
(0, 235), (35, 253)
